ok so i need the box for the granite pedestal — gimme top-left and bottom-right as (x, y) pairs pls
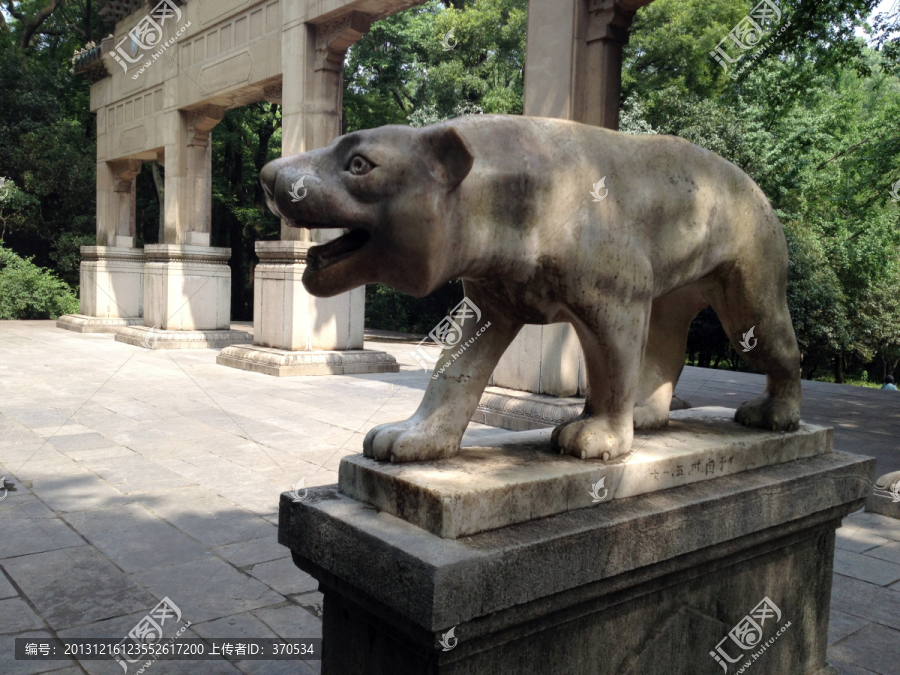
(280, 409), (873, 675)
(57, 245), (144, 333)
(217, 241), (398, 376)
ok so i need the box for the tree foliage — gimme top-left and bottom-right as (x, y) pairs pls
(0, 243), (79, 319)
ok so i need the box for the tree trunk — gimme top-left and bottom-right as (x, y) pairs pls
(834, 352), (844, 384)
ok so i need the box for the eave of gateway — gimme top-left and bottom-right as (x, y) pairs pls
(70, 0), (190, 81)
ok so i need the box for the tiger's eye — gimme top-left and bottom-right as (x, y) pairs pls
(349, 156), (372, 176)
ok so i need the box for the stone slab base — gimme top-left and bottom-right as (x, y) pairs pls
(866, 470), (900, 519)
(340, 407), (832, 538)
(473, 386), (693, 431)
(114, 326), (252, 350)
(281, 451), (874, 675)
(216, 344), (399, 376)
(56, 314), (143, 334)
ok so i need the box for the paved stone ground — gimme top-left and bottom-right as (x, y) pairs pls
(0, 321), (898, 674)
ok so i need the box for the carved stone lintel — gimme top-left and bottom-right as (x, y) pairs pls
(586, 0), (637, 44)
(264, 83), (283, 105)
(108, 159), (143, 192)
(314, 11), (374, 73)
(186, 105), (226, 148)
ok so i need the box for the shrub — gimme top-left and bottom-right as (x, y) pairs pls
(0, 244), (79, 319)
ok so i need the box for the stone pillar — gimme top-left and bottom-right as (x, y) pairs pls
(281, 430), (871, 675)
(218, 11), (397, 376)
(114, 107), (251, 349)
(477, 0), (648, 429)
(57, 160), (145, 333)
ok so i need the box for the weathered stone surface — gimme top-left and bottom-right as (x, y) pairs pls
(217, 344), (399, 377)
(865, 470), (900, 519)
(115, 326), (251, 350)
(263, 115), (804, 465)
(281, 451), (873, 674)
(340, 407), (832, 538)
(56, 314), (143, 334)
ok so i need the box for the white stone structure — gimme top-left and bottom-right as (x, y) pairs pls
(61, 0), (650, 383)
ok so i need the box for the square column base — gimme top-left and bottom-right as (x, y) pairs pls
(254, 241), (364, 351)
(115, 326), (251, 350)
(216, 344), (399, 376)
(70, 246), (145, 324)
(281, 450), (873, 675)
(143, 245), (232, 331)
(56, 314), (143, 334)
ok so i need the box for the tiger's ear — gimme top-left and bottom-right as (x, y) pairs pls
(420, 126), (474, 189)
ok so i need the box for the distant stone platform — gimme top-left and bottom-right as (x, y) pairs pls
(115, 325), (252, 349)
(56, 314), (142, 333)
(216, 344), (400, 377)
(339, 407), (832, 538)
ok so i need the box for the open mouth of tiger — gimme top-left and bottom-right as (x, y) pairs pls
(305, 228), (371, 272)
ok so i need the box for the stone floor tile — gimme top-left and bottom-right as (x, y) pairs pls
(253, 605), (321, 640)
(234, 659), (319, 675)
(290, 592), (323, 620)
(247, 558), (318, 597)
(61, 503), (211, 573)
(79, 454), (193, 491)
(836, 526), (893, 554)
(191, 612), (278, 640)
(11, 452), (91, 482)
(828, 622), (900, 675)
(212, 482), (282, 517)
(29, 474), (131, 513)
(0, 502), (85, 559)
(834, 550), (900, 586)
(862, 540), (900, 566)
(843, 512), (900, 543)
(0, 631), (78, 675)
(47, 433), (118, 453)
(0, 570), (18, 600)
(0, 597), (44, 634)
(1, 546), (156, 630)
(831, 574), (900, 630)
(132, 486), (272, 548)
(212, 530), (288, 568)
(59, 612), (202, 675)
(58, 444), (137, 462)
(828, 659), (881, 675)
(28, 422), (94, 438)
(131, 558), (285, 624)
(827, 609), (869, 645)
